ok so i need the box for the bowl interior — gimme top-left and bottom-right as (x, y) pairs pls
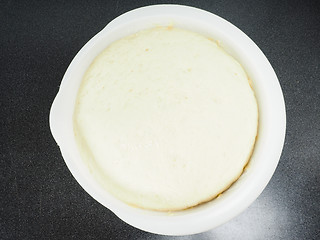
(50, 4), (286, 235)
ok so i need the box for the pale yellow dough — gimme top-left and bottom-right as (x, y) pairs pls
(74, 27), (258, 211)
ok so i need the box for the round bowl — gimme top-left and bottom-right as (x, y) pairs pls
(49, 4), (286, 236)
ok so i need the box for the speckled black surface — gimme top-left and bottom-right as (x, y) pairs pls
(1, 0), (320, 239)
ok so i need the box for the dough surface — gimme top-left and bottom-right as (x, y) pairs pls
(74, 27), (258, 211)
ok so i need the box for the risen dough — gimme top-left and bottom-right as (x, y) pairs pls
(74, 27), (258, 211)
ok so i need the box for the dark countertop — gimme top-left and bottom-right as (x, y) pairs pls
(1, 0), (319, 239)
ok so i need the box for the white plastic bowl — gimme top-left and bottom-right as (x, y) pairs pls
(49, 5), (286, 236)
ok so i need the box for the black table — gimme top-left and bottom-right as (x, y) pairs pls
(1, 0), (319, 239)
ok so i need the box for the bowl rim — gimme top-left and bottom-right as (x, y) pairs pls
(49, 4), (286, 236)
